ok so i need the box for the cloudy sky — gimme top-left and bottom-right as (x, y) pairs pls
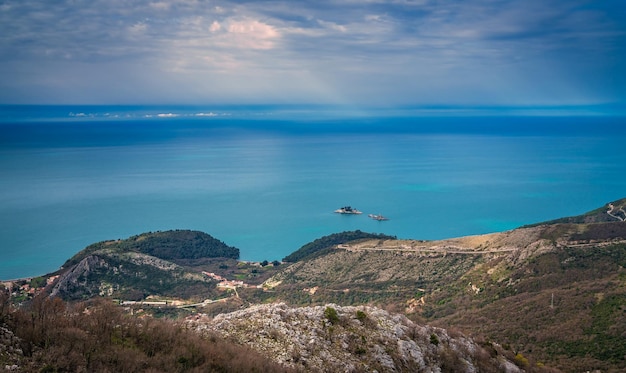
(1, 0), (625, 108)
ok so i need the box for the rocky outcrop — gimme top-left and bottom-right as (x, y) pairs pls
(48, 249), (216, 301)
(189, 303), (522, 372)
(49, 254), (109, 298)
(0, 324), (23, 371)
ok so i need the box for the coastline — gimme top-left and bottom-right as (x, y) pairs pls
(2, 116), (626, 281)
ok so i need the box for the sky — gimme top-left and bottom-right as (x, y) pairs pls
(1, 0), (625, 108)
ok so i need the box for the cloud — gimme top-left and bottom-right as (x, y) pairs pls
(225, 19), (281, 49)
(317, 19), (347, 33)
(0, 0), (624, 106)
(209, 21), (222, 32)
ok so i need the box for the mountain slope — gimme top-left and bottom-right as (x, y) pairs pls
(525, 197), (626, 225)
(0, 294), (294, 373)
(50, 250), (218, 301)
(263, 225), (556, 306)
(17, 198), (626, 372)
(190, 303), (531, 373)
(63, 229), (239, 268)
(263, 200), (626, 372)
(49, 230), (238, 301)
(282, 230), (396, 262)
(426, 239), (626, 372)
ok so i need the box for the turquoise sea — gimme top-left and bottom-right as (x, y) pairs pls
(1, 106), (625, 279)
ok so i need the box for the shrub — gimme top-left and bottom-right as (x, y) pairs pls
(514, 353), (529, 368)
(324, 306), (339, 324)
(356, 310), (367, 322)
(430, 334), (439, 346)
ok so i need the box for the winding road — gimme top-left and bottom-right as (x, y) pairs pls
(607, 203), (626, 221)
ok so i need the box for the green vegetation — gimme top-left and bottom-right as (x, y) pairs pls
(65, 230), (239, 268)
(355, 310), (367, 322)
(127, 230), (239, 260)
(429, 334), (439, 346)
(263, 203), (626, 372)
(53, 254), (219, 301)
(282, 230), (396, 262)
(29, 276), (46, 289)
(544, 294), (626, 365)
(273, 248), (482, 310)
(424, 242), (626, 372)
(324, 306), (340, 324)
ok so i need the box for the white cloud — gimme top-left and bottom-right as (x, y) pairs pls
(226, 19), (281, 50)
(209, 21), (221, 32)
(149, 1), (171, 11)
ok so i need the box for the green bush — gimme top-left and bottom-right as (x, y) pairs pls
(324, 306), (339, 324)
(356, 310), (367, 322)
(430, 334), (439, 345)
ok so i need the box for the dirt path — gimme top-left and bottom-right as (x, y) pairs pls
(607, 203), (625, 221)
(338, 244), (515, 255)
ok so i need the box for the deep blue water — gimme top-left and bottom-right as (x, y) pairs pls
(1, 106), (625, 279)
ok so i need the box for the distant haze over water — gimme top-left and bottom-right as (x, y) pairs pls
(1, 106), (625, 279)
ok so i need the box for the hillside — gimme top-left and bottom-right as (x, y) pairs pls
(262, 199), (626, 372)
(282, 230), (396, 262)
(189, 302), (535, 373)
(524, 197), (626, 225)
(63, 230), (239, 268)
(0, 293), (294, 372)
(50, 249), (220, 301)
(5, 198), (626, 372)
(49, 230), (240, 301)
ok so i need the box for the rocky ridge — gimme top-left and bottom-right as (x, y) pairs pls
(189, 303), (523, 373)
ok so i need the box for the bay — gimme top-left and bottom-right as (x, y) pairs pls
(1, 107), (625, 279)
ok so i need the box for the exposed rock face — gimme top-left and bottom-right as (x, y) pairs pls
(189, 303), (522, 373)
(48, 249), (216, 301)
(49, 255), (108, 298)
(0, 324), (23, 370)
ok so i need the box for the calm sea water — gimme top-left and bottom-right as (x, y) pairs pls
(1, 106), (625, 279)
